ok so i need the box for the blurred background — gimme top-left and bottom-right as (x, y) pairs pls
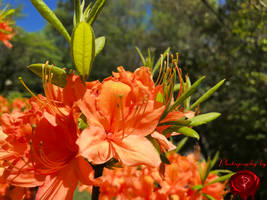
(0, 0), (266, 199)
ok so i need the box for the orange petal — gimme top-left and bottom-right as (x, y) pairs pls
(2, 159), (44, 187)
(112, 135), (160, 167)
(74, 157), (94, 185)
(77, 127), (112, 164)
(77, 90), (105, 128)
(151, 131), (176, 151)
(35, 162), (78, 200)
(98, 80), (131, 122)
(125, 101), (165, 137)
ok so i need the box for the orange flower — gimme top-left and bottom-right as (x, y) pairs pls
(27, 70), (94, 200)
(77, 67), (164, 167)
(0, 65), (95, 199)
(30, 110), (94, 200)
(0, 104), (44, 188)
(0, 22), (15, 48)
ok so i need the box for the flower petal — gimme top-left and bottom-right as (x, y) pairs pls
(151, 131), (176, 151)
(77, 127), (112, 164)
(74, 157), (94, 185)
(35, 161), (78, 200)
(2, 159), (44, 187)
(112, 135), (160, 167)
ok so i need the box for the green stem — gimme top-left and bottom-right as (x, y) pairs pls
(91, 164), (105, 200)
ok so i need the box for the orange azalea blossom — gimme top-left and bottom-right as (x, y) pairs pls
(77, 66), (165, 167)
(80, 151), (228, 200)
(0, 66), (94, 200)
(27, 68), (94, 200)
(0, 21), (15, 48)
(0, 100), (45, 188)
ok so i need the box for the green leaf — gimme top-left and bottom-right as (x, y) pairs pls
(95, 36), (106, 56)
(86, 0), (107, 25)
(174, 137), (188, 153)
(191, 184), (203, 191)
(71, 22), (95, 81)
(198, 163), (204, 183)
(0, 9), (15, 19)
(191, 79), (225, 109)
(189, 112), (221, 127)
(162, 126), (179, 135)
(30, 0), (71, 43)
(135, 47), (146, 66)
(152, 47), (170, 76)
(27, 64), (67, 88)
(169, 76), (205, 113)
(162, 126), (199, 140)
(160, 153), (170, 164)
(176, 127), (199, 140)
(210, 169), (234, 175)
(74, 0), (82, 26)
(205, 173), (235, 186)
(184, 75), (191, 110)
(202, 193), (215, 200)
(202, 157), (211, 184)
(210, 151), (219, 169)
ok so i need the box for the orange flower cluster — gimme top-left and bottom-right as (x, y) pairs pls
(0, 21), (15, 48)
(0, 66), (229, 199)
(0, 96), (29, 114)
(79, 152), (227, 200)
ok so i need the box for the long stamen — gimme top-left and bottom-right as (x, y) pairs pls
(42, 62), (66, 117)
(175, 64), (183, 101)
(18, 77), (42, 104)
(155, 54), (164, 85)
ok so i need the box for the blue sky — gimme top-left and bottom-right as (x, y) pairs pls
(2, 0), (60, 32)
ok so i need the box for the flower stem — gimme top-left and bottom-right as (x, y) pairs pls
(92, 164), (105, 200)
